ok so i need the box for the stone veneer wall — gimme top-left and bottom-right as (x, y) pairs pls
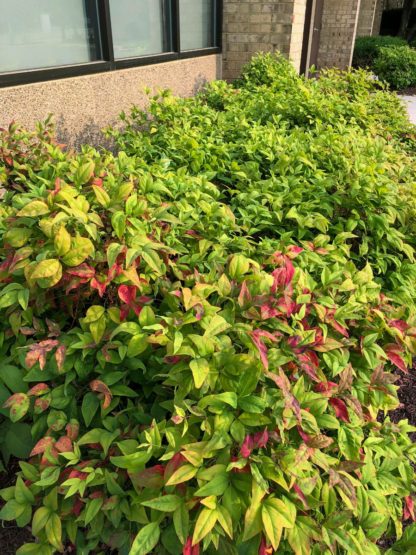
(356, 0), (378, 36)
(316, 0), (362, 68)
(0, 55), (221, 147)
(222, 0), (301, 80)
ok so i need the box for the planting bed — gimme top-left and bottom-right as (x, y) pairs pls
(0, 54), (416, 554)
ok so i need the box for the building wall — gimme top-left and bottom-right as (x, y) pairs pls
(0, 55), (221, 147)
(289, 0), (308, 70)
(222, 0), (299, 80)
(317, 0), (361, 68)
(372, 0), (384, 34)
(356, 0), (378, 36)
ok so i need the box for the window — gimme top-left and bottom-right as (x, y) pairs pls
(0, 0), (221, 86)
(180, 0), (215, 51)
(109, 0), (172, 60)
(0, 0), (102, 73)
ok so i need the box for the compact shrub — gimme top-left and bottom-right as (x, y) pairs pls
(353, 36), (407, 70)
(373, 45), (416, 90)
(0, 54), (416, 555)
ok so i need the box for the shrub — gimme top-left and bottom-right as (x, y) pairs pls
(353, 36), (407, 70)
(374, 45), (416, 90)
(0, 54), (416, 555)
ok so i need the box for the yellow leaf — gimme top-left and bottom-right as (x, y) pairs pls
(62, 237), (94, 267)
(190, 358), (210, 389)
(31, 259), (62, 280)
(166, 464), (198, 486)
(54, 226), (71, 256)
(17, 200), (49, 217)
(192, 508), (217, 546)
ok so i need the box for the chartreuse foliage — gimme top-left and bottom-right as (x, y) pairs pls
(0, 54), (415, 555)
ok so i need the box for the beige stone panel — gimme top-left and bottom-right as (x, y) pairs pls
(0, 55), (221, 146)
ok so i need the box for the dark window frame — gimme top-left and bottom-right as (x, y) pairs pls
(0, 0), (222, 88)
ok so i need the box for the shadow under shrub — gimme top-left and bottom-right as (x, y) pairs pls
(0, 54), (415, 555)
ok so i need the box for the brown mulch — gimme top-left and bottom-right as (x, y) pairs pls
(399, 86), (416, 96)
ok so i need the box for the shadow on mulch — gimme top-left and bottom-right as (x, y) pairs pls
(377, 369), (416, 549)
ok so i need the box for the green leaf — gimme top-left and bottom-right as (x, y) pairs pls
(32, 507), (51, 536)
(192, 508), (218, 545)
(262, 503), (283, 550)
(45, 512), (62, 551)
(229, 254), (250, 279)
(173, 504), (189, 545)
(203, 315), (231, 337)
(84, 497), (104, 525)
(141, 495), (182, 512)
(112, 211), (127, 240)
(0, 499), (26, 521)
(190, 358), (210, 389)
(195, 473), (229, 497)
(130, 522), (160, 555)
(74, 161), (95, 186)
(81, 392), (100, 426)
(263, 497), (296, 528)
(15, 477), (35, 504)
(127, 334), (148, 357)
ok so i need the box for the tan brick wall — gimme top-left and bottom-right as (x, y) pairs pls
(317, 0), (361, 69)
(222, 0), (301, 80)
(356, 0), (377, 36)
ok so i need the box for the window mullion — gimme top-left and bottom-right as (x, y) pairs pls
(100, 0), (115, 64)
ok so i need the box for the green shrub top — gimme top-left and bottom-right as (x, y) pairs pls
(0, 54), (415, 555)
(353, 36), (407, 70)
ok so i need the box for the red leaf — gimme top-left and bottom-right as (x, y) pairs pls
(293, 483), (309, 509)
(241, 435), (254, 458)
(297, 351), (319, 382)
(66, 421), (80, 441)
(238, 281), (252, 307)
(30, 437), (55, 457)
(385, 344), (408, 373)
(90, 380), (112, 409)
(389, 319), (408, 333)
(27, 383), (50, 396)
(68, 470), (88, 480)
(259, 536), (274, 555)
(183, 537), (200, 555)
(55, 436), (73, 453)
(253, 429), (269, 449)
(329, 398), (350, 423)
(286, 245), (304, 259)
(130, 465), (165, 489)
(251, 329), (279, 370)
(404, 495), (415, 521)
(34, 398), (50, 413)
(55, 345), (66, 372)
(314, 381), (337, 396)
(91, 277), (107, 297)
(118, 285), (137, 305)
(66, 264), (96, 279)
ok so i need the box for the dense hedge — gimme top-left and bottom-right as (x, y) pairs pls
(0, 54), (416, 555)
(353, 36), (407, 69)
(353, 36), (416, 90)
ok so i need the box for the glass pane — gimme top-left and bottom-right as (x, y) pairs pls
(110, 0), (171, 60)
(0, 0), (102, 73)
(180, 0), (214, 51)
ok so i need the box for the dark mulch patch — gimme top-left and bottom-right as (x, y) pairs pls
(389, 370), (416, 437)
(399, 86), (416, 96)
(0, 459), (33, 554)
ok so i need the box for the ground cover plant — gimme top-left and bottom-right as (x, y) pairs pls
(0, 54), (416, 555)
